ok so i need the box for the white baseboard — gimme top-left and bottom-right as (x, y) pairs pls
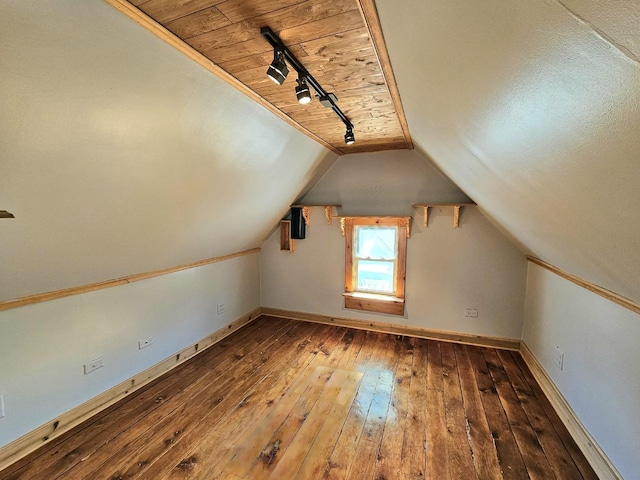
(520, 342), (621, 480)
(0, 307), (261, 471)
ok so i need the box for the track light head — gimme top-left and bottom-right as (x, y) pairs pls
(295, 76), (311, 104)
(344, 127), (355, 145)
(267, 49), (288, 85)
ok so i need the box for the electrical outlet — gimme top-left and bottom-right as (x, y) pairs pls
(138, 337), (153, 350)
(217, 303), (225, 315)
(464, 308), (478, 318)
(83, 357), (104, 375)
(554, 346), (564, 371)
(0, 395), (5, 418)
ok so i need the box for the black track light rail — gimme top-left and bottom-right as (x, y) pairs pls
(260, 26), (353, 131)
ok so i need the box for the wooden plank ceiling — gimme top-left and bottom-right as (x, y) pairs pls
(112, 0), (412, 154)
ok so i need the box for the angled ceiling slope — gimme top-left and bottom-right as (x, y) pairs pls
(107, 0), (412, 155)
(375, 0), (640, 304)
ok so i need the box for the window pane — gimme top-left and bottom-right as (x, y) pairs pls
(356, 260), (395, 293)
(356, 227), (396, 260)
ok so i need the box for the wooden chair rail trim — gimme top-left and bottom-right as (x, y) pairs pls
(356, 0), (413, 149)
(260, 307), (520, 351)
(102, 0), (342, 156)
(519, 342), (622, 480)
(412, 203), (477, 207)
(0, 248), (261, 312)
(0, 308), (261, 472)
(527, 256), (640, 315)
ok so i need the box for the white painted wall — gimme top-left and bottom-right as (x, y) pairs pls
(0, 252), (260, 448)
(523, 263), (640, 480)
(0, 0), (336, 302)
(261, 151), (527, 339)
(376, 0), (640, 304)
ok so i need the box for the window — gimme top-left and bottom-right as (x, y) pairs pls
(343, 217), (409, 315)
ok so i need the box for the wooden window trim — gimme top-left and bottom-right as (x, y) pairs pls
(343, 216), (408, 315)
(342, 292), (405, 316)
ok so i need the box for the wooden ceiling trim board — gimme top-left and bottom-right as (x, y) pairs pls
(346, 142), (409, 154)
(103, 0), (342, 155)
(356, 0), (413, 149)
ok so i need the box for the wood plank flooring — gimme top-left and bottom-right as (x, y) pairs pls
(0, 316), (598, 479)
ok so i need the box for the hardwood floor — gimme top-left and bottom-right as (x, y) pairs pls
(1, 316), (597, 479)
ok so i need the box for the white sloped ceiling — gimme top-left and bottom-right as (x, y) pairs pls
(376, 0), (640, 303)
(0, 0), (337, 301)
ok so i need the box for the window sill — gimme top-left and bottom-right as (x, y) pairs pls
(343, 292), (405, 316)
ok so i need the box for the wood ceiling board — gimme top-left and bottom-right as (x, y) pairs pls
(113, 0), (412, 153)
(356, 0), (412, 148)
(278, 10), (363, 45)
(200, 36), (272, 64)
(164, 7), (231, 38)
(216, 0), (309, 24)
(304, 52), (379, 76)
(299, 28), (372, 55)
(136, 0), (224, 24)
(340, 82), (389, 96)
(187, 0), (356, 52)
(218, 44), (309, 72)
(285, 108), (337, 121)
(312, 61), (382, 85)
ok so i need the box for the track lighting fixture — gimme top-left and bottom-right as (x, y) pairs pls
(344, 127), (355, 145)
(266, 49), (288, 85)
(295, 76), (311, 105)
(261, 26), (355, 145)
(318, 93), (338, 108)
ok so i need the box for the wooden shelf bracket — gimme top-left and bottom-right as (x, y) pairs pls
(290, 204), (341, 226)
(413, 203), (475, 228)
(301, 206), (310, 226)
(453, 206), (461, 228)
(421, 206), (430, 228)
(324, 206), (334, 225)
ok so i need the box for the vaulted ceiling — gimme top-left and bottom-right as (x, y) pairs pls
(373, 0), (640, 304)
(2, 0), (639, 307)
(106, 0), (640, 304)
